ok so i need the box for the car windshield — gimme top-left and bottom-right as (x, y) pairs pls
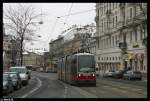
(10, 68), (27, 73)
(10, 74), (18, 79)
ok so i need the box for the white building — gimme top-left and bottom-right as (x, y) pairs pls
(95, 3), (147, 75)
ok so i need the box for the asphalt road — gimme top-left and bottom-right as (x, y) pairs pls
(5, 71), (147, 98)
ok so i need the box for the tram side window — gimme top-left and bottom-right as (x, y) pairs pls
(71, 56), (77, 74)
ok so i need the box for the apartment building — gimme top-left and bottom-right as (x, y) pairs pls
(95, 3), (147, 75)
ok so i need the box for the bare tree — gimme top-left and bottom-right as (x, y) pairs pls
(4, 4), (43, 66)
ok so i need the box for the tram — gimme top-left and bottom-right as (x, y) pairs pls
(57, 52), (96, 86)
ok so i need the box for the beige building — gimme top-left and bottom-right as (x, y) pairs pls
(23, 52), (43, 67)
(95, 3), (147, 75)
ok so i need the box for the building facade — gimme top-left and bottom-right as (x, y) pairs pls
(95, 3), (147, 75)
(49, 36), (64, 72)
(22, 52), (43, 67)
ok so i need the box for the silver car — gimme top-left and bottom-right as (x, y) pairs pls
(3, 74), (14, 95)
(5, 72), (22, 90)
(123, 70), (142, 80)
(9, 66), (29, 86)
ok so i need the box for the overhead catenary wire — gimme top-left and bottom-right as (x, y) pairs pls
(61, 3), (74, 34)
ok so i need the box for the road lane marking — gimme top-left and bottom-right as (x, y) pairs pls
(20, 77), (42, 98)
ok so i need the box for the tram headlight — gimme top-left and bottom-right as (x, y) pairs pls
(92, 74), (95, 76)
(78, 74), (81, 76)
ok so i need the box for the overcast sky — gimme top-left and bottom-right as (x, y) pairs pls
(3, 3), (96, 53)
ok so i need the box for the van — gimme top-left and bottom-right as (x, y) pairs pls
(9, 66), (29, 86)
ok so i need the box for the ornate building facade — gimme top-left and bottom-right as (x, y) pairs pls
(95, 3), (147, 75)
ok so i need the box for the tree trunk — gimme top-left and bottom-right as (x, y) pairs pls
(20, 38), (23, 66)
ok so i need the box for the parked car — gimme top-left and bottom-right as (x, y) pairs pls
(104, 70), (115, 77)
(4, 72), (22, 90)
(9, 66), (30, 86)
(123, 70), (142, 80)
(113, 70), (127, 79)
(3, 73), (14, 95)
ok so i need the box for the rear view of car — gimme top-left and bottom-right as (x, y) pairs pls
(9, 67), (29, 86)
(5, 72), (22, 90)
(3, 74), (14, 95)
(113, 70), (127, 79)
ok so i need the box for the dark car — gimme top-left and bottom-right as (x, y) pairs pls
(5, 72), (22, 90)
(123, 70), (142, 80)
(113, 70), (127, 79)
(3, 73), (14, 95)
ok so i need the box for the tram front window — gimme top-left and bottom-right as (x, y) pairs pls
(78, 55), (95, 72)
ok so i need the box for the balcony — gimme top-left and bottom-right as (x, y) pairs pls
(126, 13), (147, 27)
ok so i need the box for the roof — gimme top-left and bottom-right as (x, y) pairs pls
(75, 52), (94, 56)
(10, 66), (26, 68)
(4, 72), (18, 74)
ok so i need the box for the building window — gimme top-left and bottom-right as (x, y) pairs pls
(112, 36), (114, 46)
(116, 16), (117, 27)
(130, 31), (132, 42)
(97, 39), (99, 48)
(112, 57), (114, 60)
(135, 29), (137, 42)
(110, 57), (111, 60)
(112, 3), (114, 9)
(130, 8), (133, 18)
(116, 57), (117, 60)
(103, 5), (105, 15)
(140, 28), (143, 40)
(115, 35), (117, 46)
(115, 3), (117, 8)
(102, 7), (103, 15)
(101, 39), (103, 49)
(113, 17), (114, 28)
(102, 22), (103, 32)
